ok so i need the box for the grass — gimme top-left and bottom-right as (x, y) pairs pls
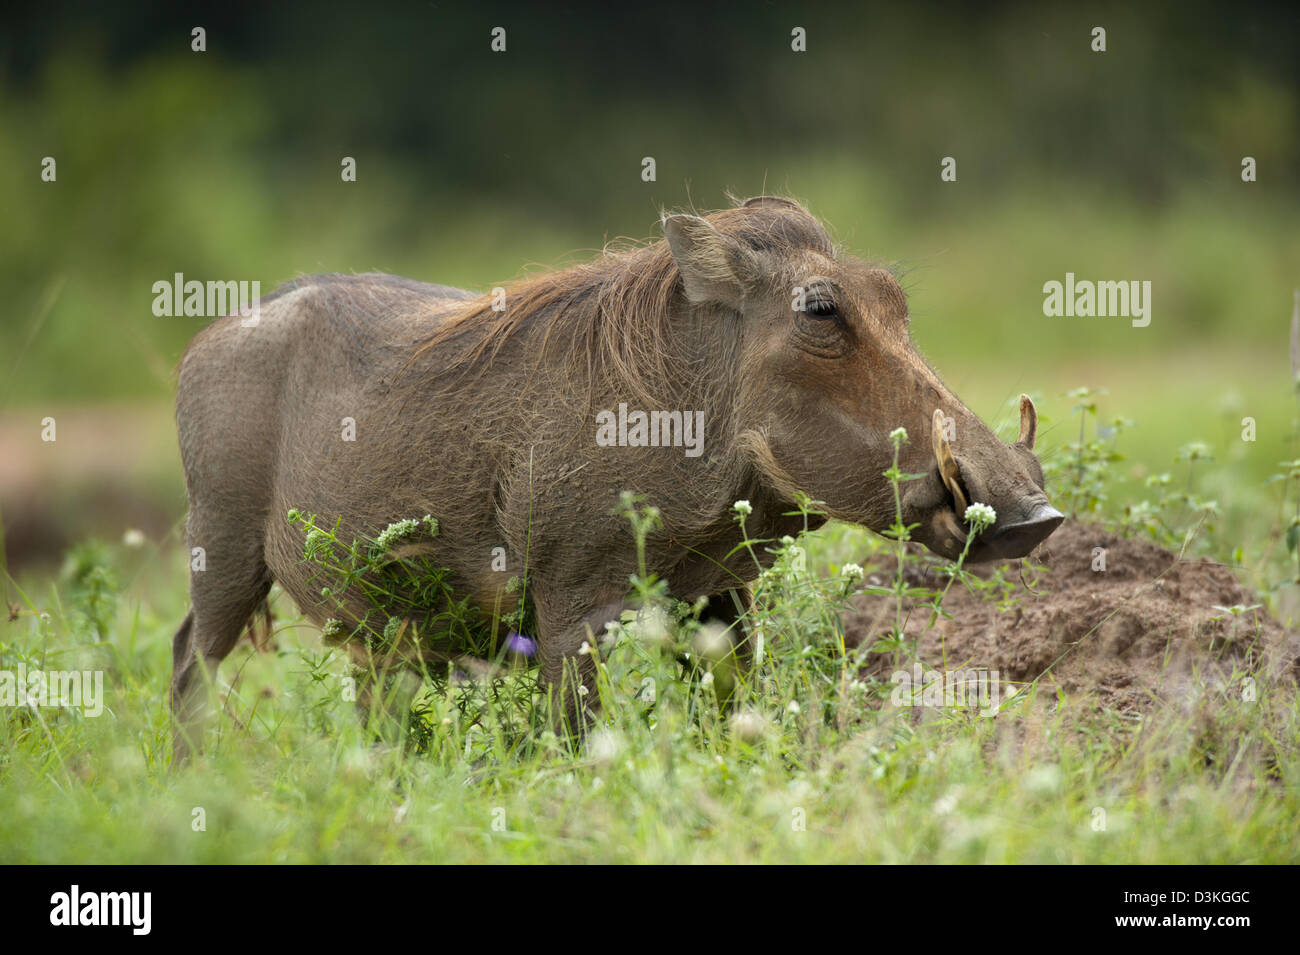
(2, 554), (1295, 864)
(2, 406), (1299, 864)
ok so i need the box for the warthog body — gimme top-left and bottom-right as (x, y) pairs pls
(171, 197), (1060, 755)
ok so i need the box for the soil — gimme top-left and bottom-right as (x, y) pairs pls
(843, 521), (1300, 711)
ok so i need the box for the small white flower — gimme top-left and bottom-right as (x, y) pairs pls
(732, 499), (753, 517)
(375, 518), (420, 550)
(577, 685), (589, 697)
(578, 640), (593, 655)
(841, 562), (865, 582)
(1025, 765), (1062, 796)
(587, 729), (621, 766)
(729, 708), (769, 744)
(787, 700), (801, 715)
(700, 672), (715, 687)
(634, 605), (672, 647)
(964, 502), (997, 528)
(692, 622), (731, 662)
(122, 528), (146, 548)
(889, 427), (908, 444)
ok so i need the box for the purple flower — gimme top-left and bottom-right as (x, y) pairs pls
(506, 633), (537, 657)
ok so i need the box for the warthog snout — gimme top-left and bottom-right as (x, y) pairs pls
(905, 395), (1061, 563)
(977, 502), (1065, 560)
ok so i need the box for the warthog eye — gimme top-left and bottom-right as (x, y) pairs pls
(806, 298), (838, 319)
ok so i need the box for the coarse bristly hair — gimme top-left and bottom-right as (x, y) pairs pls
(409, 196), (838, 407)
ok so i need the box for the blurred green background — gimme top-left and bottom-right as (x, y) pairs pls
(2, 0), (1298, 569)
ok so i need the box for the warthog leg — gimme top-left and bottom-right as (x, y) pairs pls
(170, 517), (273, 764)
(535, 598), (629, 740)
(701, 586), (754, 711)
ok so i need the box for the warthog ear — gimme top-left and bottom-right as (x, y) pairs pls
(1017, 394), (1038, 449)
(662, 214), (755, 309)
(741, 195), (802, 212)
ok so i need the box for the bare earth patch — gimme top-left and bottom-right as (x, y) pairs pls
(844, 520), (1300, 711)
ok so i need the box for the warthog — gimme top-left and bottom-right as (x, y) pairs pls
(170, 196), (1061, 757)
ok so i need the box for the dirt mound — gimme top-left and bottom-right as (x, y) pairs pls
(844, 521), (1300, 711)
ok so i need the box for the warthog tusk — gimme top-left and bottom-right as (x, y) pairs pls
(932, 408), (969, 515)
(1018, 394), (1038, 449)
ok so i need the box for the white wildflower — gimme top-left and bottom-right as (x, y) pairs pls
(964, 502), (997, 529)
(729, 708), (770, 744)
(692, 622), (731, 662)
(634, 605), (673, 647)
(587, 729), (622, 766)
(375, 518), (420, 550)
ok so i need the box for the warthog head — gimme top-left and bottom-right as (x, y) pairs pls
(664, 197), (1062, 561)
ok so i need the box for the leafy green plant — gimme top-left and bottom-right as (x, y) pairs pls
(289, 510), (494, 658)
(1119, 444), (1220, 548)
(59, 540), (118, 641)
(1047, 387), (1128, 519)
